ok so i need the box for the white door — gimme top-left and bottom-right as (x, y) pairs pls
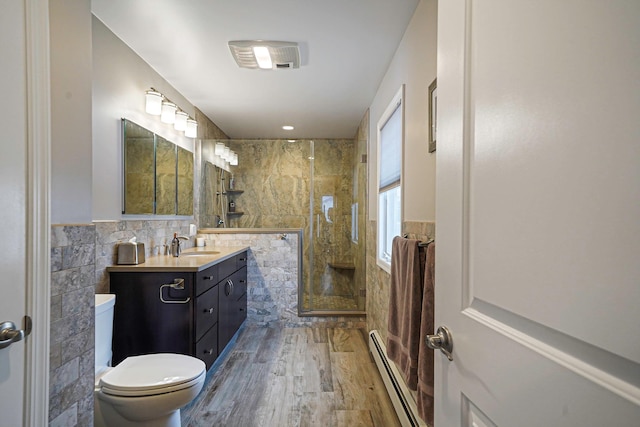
(0, 2), (30, 426)
(1, 1), (50, 426)
(435, 1), (640, 426)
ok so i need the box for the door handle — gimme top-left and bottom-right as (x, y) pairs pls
(0, 316), (32, 350)
(426, 325), (454, 361)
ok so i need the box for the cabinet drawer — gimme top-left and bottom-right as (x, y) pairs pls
(195, 324), (218, 369)
(236, 252), (248, 269)
(218, 256), (237, 281)
(195, 284), (218, 341)
(196, 264), (218, 295)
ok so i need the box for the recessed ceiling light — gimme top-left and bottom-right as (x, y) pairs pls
(288, 139), (297, 142)
(282, 125), (294, 130)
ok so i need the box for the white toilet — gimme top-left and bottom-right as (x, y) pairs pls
(94, 294), (206, 427)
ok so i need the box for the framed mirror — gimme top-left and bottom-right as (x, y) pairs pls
(123, 120), (155, 214)
(122, 119), (193, 215)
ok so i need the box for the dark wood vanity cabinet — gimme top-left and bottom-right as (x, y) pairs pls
(109, 251), (247, 370)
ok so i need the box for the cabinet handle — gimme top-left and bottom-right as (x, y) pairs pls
(203, 275), (215, 281)
(238, 279), (246, 283)
(204, 307), (215, 314)
(239, 258), (246, 262)
(225, 279), (234, 296)
(203, 349), (214, 355)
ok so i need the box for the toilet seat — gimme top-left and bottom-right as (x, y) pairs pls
(99, 353), (206, 398)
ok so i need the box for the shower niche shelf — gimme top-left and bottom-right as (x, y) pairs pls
(328, 262), (355, 270)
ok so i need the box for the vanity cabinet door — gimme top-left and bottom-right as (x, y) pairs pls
(110, 272), (193, 365)
(218, 265), (248, 351)
(230, 267), (248, 332)
(218, 278), (235, 352)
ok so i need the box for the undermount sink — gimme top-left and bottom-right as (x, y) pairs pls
(180, 251), (220, 256)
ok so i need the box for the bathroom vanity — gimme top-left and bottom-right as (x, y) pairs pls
(107, 247), (248, 369)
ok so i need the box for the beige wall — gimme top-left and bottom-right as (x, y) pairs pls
(366, 0), (438, 337)
(50, 0), (93, 223)
(92, 17), (197, 221)
(368, 0), (438, 221)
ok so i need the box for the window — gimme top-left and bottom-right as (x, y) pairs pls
(377, 86), (403, 271)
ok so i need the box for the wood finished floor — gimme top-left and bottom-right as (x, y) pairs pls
(182, 325), (401, 427)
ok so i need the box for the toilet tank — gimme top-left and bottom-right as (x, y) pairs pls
(95, 294), (116, 373)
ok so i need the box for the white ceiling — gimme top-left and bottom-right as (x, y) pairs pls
(91, 0), (420, 139)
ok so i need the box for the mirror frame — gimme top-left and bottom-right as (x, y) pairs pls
(122, 118), (194, 216)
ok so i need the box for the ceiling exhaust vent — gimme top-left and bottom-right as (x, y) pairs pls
(228, 40), (300, 70)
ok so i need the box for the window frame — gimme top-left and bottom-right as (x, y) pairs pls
(376, 85), (404, 272)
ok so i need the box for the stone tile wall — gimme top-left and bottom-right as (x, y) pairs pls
(49, 224), (96, 426)
(94, 220), (195, 293)
(202, 230), (366, 329)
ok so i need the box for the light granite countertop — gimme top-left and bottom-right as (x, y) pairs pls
(106, 246), (249, 272)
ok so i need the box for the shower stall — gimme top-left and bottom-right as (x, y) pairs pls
(198, 138), (367, 314)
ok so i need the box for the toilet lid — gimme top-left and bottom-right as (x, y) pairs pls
(99, 353), (206, 397)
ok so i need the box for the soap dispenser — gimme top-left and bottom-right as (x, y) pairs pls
(171, 233), (181, 257)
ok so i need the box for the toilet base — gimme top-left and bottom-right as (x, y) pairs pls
(94, 394), (182, 427)
(93, 400), (182, 427)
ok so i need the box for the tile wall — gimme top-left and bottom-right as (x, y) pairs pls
(94, 220), (195, 293)
(202, 231), (366, 329)
(49, 224), (96, 426)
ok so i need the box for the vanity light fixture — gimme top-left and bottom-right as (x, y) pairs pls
(174, 111), (188, 131)
(185, 119), (198, 138)
(144, 88), (198, 138)
(212, 142), (238, 167)
(145, 90), (163, 115)
(160, 101), (177, 124)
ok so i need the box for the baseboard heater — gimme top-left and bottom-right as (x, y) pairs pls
(369, 330), (427, 427)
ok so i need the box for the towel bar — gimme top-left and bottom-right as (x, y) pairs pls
(401, 234), (434, 247)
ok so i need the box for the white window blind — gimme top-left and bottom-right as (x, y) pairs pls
(379, 101), (402, 191)
(377, 86), (404, 271)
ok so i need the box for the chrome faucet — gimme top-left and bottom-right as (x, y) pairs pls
(171, 234), (190, 257)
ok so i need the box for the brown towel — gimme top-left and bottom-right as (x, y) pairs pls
(386, 236), (425, 390)
(417, 242), (435, 425)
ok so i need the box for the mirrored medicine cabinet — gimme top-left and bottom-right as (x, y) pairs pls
(122, 118), (193, 215)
